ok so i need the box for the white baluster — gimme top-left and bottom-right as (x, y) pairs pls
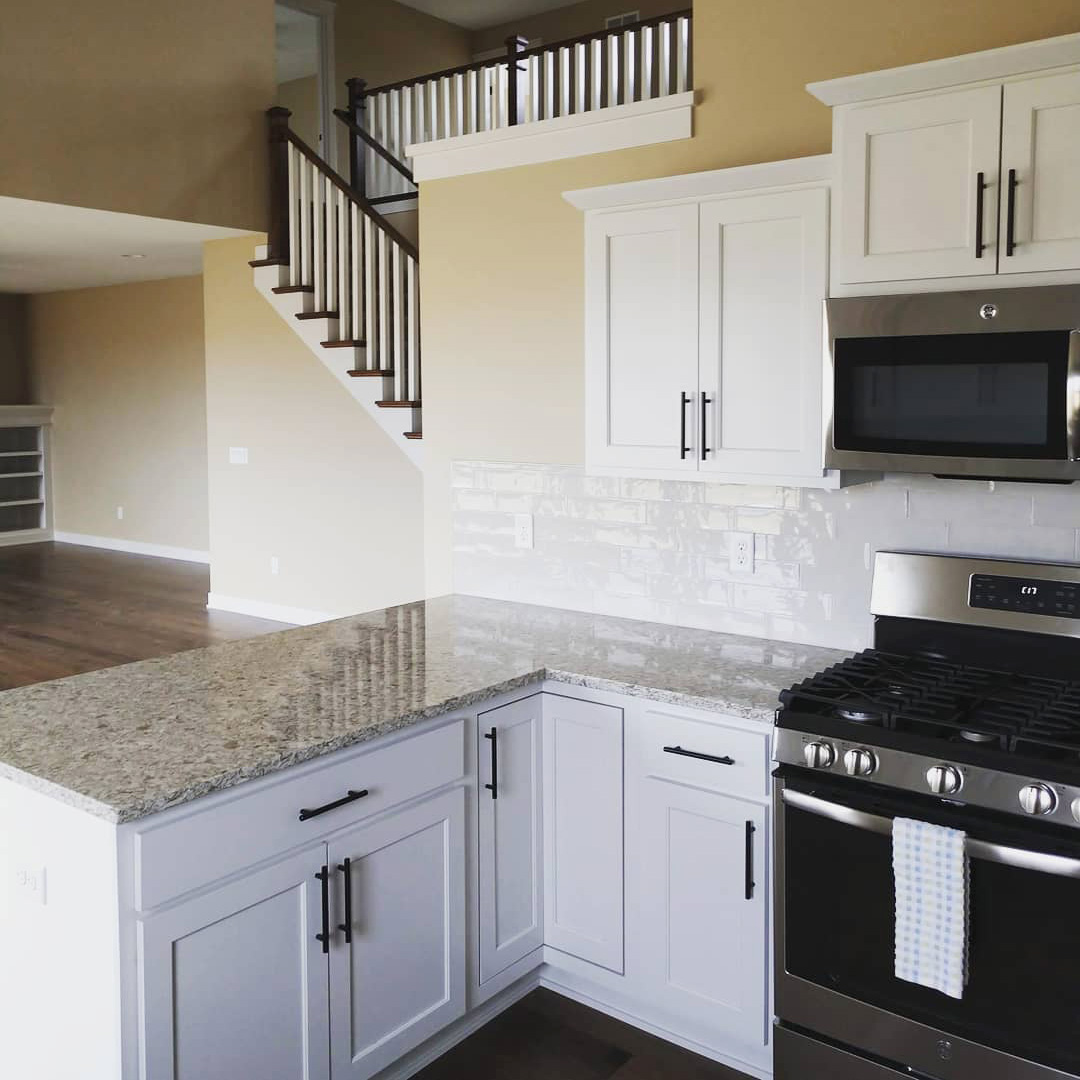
(428, 80), (439, 139)
(659, 21), (672, 97)
(415, 81), (428, 145)
(402, 86), (414, 169)
(641, 25), (655, 100)
(607, 34), (620, 107)
(465, 69), (477, 134)
(336, 190), (348, 334)
(677, 17), (689, 92)
(389, 89), (402, 196)
(350, 203), (361, 345)
(288, 143), (300, 286)
(407, 256), (420, 406)
(622, 30), (635, 104)
(452, 73), (465, 138)
(377, 228), (389, 381)
(313, 165), (325, 310)
(364, 215), (376, 370)
(440, 76), (452, 138)
(324, 177), (337, 316)
(392, 243), (405, 403)
(559, 47), (570, 117)
(299, 159), (311, 288)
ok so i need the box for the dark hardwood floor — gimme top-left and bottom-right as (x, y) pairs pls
(413, 989), (751, 1080)
(0, 542), (290, 690)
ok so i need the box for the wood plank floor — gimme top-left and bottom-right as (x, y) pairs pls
(0, 542), (290, 690)
(413, 989), (752, 1080)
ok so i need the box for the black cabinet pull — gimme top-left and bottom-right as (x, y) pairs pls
(299, 788), (369, 822)
(679, 392), (692, 459)
(700, 391), (712, 459)
(315, 865), (331, 953)
(745, 821), (756, 901)
(337, 858), (353, 944)
(484, 726), (498, 800)
(1005, 168), (1018, 257)
(662, 744), (735, 766)
(974, 171), (986, 258)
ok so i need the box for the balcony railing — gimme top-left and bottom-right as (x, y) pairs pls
(342, 9), (693, 200)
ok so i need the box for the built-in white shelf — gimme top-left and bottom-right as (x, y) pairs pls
(0, 406), (53, 546)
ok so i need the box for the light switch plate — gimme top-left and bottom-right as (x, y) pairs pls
(228, 447), (249, 465)
(12, 865), (46, 907)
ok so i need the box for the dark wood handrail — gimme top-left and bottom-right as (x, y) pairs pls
(333, 109), (416, 186)
(285, 128), (419, 261)
(361, 8), (692, 97)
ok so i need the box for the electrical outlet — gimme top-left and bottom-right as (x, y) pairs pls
(514, 513), (534, 549)
(116, 506), (124, 521)
(729, 532), (755, 574)
(12, 865), (46, 907)
(270, 556), (279, 576)
(228, 447), (249, 465)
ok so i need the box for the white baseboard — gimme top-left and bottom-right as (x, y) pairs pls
(53, 531), (210, 564)
(206, 592), (333, 626)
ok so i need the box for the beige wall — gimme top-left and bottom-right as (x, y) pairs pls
(0, 295), (30, 405)
(29, 277), (210, 551)
(203, 235), (425, 618)
(471, 0), (676, 54)
(420, 0), (1080, 596)
(1, 0), (274, 230)
(277, 75), (321, 152)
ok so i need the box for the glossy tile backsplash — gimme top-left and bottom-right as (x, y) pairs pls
(450, 461), (1080, 650)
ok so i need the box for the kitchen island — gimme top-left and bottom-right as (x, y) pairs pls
(0, 594), (845, 1080)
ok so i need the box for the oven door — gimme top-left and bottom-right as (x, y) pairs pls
(775, 769), (1080, 1080)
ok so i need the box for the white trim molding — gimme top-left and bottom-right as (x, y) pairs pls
(563, 153), (832, 212)
(808, 31), (1080, 106)
(206, 592), (333, 626)
(0, 404), (54, 427)
(406, 92), (696, 182)
(53, 532), (210, 564)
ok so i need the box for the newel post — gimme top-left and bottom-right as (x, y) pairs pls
(346, 77), (368, 195)
(267, 106), (292, 264)
(505, 36), (527, 125)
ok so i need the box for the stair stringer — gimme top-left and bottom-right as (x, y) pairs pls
(251, 245), (423, 470)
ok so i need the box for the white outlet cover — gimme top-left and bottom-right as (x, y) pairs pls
(514, 513), (534, 549)
(729, 531), (755, 574)
(13, 865), (46, 907)
(228, 447), (249, 465)
(270, 556), (280, 576)
(116, 506), (124, 520)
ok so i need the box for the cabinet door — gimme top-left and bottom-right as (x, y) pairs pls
(478, 696), (544, 982)
(699, 187), (828, 479)
(632, 777), (768, 1055)
(585, 203), (700, 471)
(835, 85), (1002, 283)
(139, 845), (330, 1080)
(543, 696), (624, 972)
(328, 788), (465, 1080)
(1000, 69), (1080, 274)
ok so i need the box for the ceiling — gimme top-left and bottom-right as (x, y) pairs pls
(0, 197), (250, 294)
(275, 3), (320, 84)
(396, 0), (581, 31)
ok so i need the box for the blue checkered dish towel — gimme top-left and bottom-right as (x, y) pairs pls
(893, 816), (969, 1000)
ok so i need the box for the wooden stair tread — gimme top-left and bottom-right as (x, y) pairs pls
(295, 310), (339, 321)
(404, 431), (423, 440)
(249, 257), (288, 267)
(321, 339), (366, 348)
(272, 285), (314, 294)
(347, 369), (395, 378)
(376, 400), (421, 408)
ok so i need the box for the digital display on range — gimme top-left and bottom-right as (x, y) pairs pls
(969, 574), (1080, 618)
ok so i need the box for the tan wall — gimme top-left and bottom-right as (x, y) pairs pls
(29, 277), (210, 551)
(277, 75), (322, 152)
(471, 0), (676, 54)
(0, 296), (30, 406)
(421, 0), (1080, 596)
(203, 235), (425, 618)
(0, 0), (274, 230)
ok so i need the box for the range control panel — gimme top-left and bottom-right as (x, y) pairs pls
(969, 574), (1080, 619)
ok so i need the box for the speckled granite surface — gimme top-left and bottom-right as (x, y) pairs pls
(0, 595), (847, 823)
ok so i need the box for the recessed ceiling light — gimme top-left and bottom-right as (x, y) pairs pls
(120, 253), (146, 259)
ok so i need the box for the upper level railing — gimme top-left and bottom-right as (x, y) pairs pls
(341, 9), (693, 200)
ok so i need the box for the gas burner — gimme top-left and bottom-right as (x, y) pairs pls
(836, 705), (883, 723)
(960, 730), (998, 744)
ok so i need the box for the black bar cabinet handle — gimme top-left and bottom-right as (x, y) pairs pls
(679, 392), (691, 459)
(662, 744), (735, 766)
(1006, 168), (1018, 257)
(484, 726), (498, 799)
(337, 858), (353, 944)
(744, 821), (756, 901)
(315, 865), (331, 953)
(974, 171), (986, 258)
(700, 391), (712, 459)
(299, 788), (369, 822)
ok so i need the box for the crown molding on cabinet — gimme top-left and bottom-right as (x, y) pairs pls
(562, 153), (832, 212)
(807, 31), (1080, 106)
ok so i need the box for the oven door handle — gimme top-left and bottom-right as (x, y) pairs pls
(1067, 330), (1080, 463)
(782, 789), (1080, 880)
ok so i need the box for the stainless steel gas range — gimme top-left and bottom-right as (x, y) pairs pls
(773, 551), (1080, 1080)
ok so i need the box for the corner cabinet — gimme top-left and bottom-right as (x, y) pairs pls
(570, 158), (834, 488)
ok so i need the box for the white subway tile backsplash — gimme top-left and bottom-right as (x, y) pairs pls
(451, 463), (1080, 651)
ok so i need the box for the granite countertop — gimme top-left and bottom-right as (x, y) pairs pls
(0, 595), (847, 823)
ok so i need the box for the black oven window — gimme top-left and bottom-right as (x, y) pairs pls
(833, 330), (1071, 459)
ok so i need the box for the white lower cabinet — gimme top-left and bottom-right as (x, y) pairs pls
(138, 844), (331, 1080)
(631, 776), (770, 1058)
(328, 788), (466, 1080)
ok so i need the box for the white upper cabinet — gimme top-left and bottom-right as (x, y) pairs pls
(811, 32), (1080, 290)
(571, 156), (834, 487)
(699, 187), (828, 479)
(835, 86), (1002, 284)
(999, 69), (1080, 274)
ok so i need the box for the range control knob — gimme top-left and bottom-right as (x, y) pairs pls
(1019, 783), (1058, 816)
(926, 765), (964, 796)
(843, 748), (878, 777)
(803, 741), (836, 769)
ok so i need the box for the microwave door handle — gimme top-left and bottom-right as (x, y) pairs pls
(1068, 331), (1080, 463)
(782, 788), (1080, 880)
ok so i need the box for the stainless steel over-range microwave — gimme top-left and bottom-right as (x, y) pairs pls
(825, 284), (1080, 481)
